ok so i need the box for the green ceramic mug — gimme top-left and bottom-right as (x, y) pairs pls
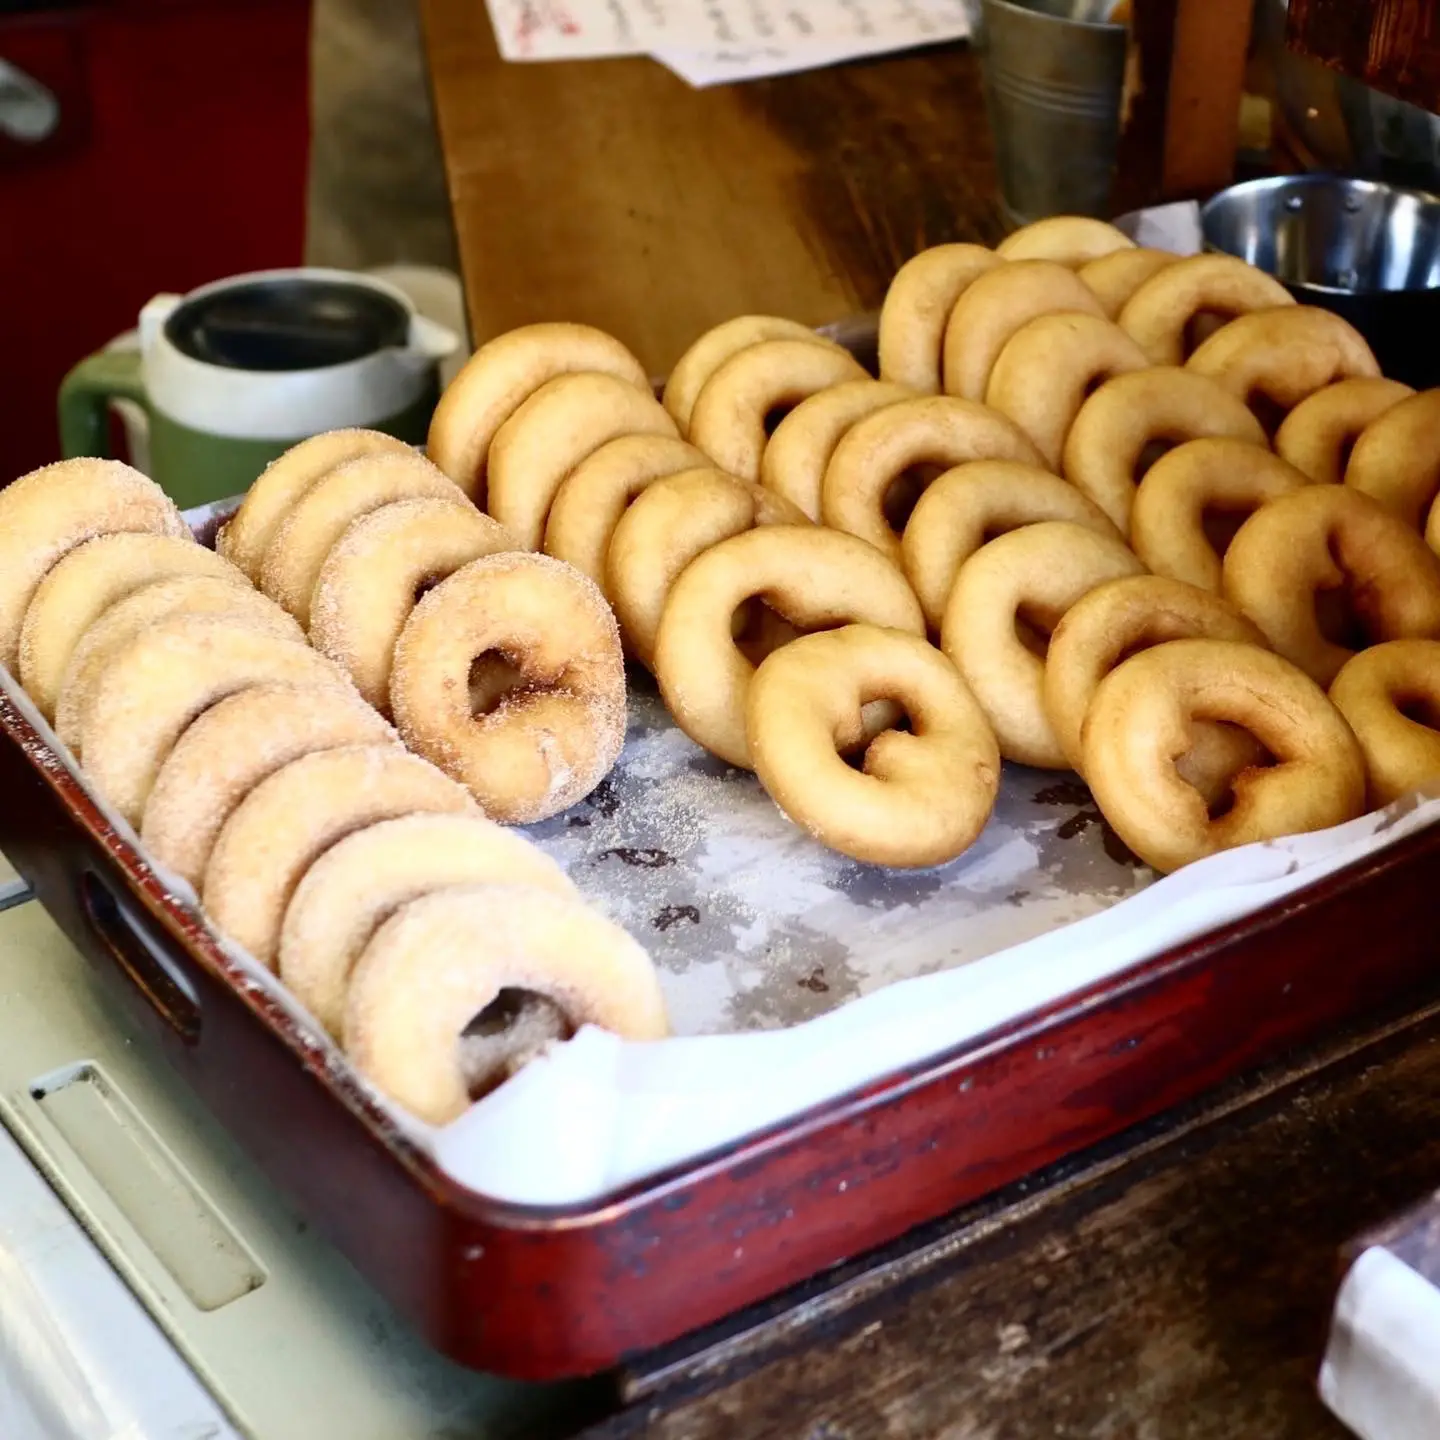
(58, 268), (459, 510)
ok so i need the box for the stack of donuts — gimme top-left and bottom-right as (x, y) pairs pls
(0, 458), (668, 1125)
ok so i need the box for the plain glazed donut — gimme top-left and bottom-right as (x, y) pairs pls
(279, 813), (577, 1038)
(821, 396), (1044, 563)
(1129, 438), (1310, 592)
(140, 683), (396, 888)
(1343, 389), (1440, 530)
(747, 625), (1000, 867)
(940, 521), (1145, 768)
(1117, 254), (1295, 366)
(1330, 640), (1440, 805)
(687, 340), (869, 482)
(543, 434), (708, 584)
(427, 323), (649, 503)
(654, 526), (925, 769)
(877, 244), (1003, 392)
(1222, 485), (1440, 686)
(344, 884), (669, 1125)
(0, 459), (186, 673)
(759, 381), (913, 522)
(1274, 377), (1414, 486)
(309, 497), (514, 712)
(203, 744), (474, 968)
(1061, 368), (1268, 532)
(217, 429), (415, 580)
(901, 461), (1122, 633)
(19, 533), (245, 721)
(941, 260), (1107, 401)
(259, 450), (463, 627)
(983, 313), (1150, 470)
(995, 216), (1135, 267)
(1083, 639), (1365, 873)
(487, 372), (679, 549)
(390, 552), (626, 822)
(1077, 247), (1180, 319)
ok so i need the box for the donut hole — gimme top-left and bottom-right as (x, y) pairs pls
(762, 404), (796, 438)
(1199, 504), (1256, 561)
(731, 598), (803, 666)
(467, 650), (538, 716)
(1134, 437), (1177, 482)
(1176, 725), (1278, 820)
(1014, 601), (1062, 661)
(458, 987), (573, 1099)
(1183, 311), (1232, 356)
(882, 463), (944, 535)
(1240, 388), (1289, 438)
(1395, 690), (1440, 731)
(1314, 580), (1370, 653)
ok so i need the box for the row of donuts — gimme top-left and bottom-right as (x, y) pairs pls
(0, 458), (668, 1126)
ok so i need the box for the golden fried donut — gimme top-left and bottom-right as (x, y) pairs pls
(428, 322), (649, 503)
(1061, 367), (1268, 532)
(79, 614), (352, 825)
(140, 683), (396, 888)
(940, 520), (1144, 768)
(941, 260), (1107, 401)
(390, 553), (626, 822)
(983, 313), (1149, 470)
(0, 459), (186, 674)
(653, 526), (925, 769)
(1343, 389), (1440, 530)
(19, 533), (245, 721)
(1116, 254), (1295, 366)
(901, 461), (1122, 633)
(759, 381), (912, 522)
(1083, 639), (1365, 873)
(543, 434), (708, 584)
(877, 244), (1003, 392)
(1129, 438), (1310, 592)
(203, 744), (474, 968)
(259, 449), (462, 627)
(344, 885), (669, 1125)
(821, 396), (1044, 563)
(606, 468), (808, 667)
(217, 429), (415, 580)
(1077, 247), (1180, 319)
(309, 498), (513, 713)
(1222, 485), (1440, 686)
(487, 372), (679, 549)
(1330, 640), (1440, 805)
(1185, 306), (1381, 426)
(995, 216), (1135, 267)
(1273, 377), (1414, 486)
(687, 340), (869, 482)
(747, 625), (1000, 867)
(53, 575), (304, 756)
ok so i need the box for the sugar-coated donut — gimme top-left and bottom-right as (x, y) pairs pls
(1061, 368), (1268, 532)
(19, 533), (245, 721)
(1343, 389), (1440, 530)
(995, 216), (1135, 267)
(687, 339), (869, 482)
(427, 323), (649, 503)
(0, 459), (187, 673)
(1083, 639), (1365, 873)
(141, 684), (396, 888)
(1077, 247), (1180, 319)
(747, 625), (1000, 867)
(279, 813), (577, 1038)
(1222, 485), (1440, 686)
(308, 498), (513, 713)
(344, 884), (669, 1125)
(1117, 254), (1295, 366)
(941, 260), (1107, 401)
(1274, 377), (1414, 486)
(821, 396), (1044, 563)
(760, 380), (913, 522)
(654, 526), (925, 769)
(487, 372), (679, 549)
(983, 313), (1150, 469)
(217, 429), (415, 581)
(390, 553), (626, 823)
(79, 614), (352, 825)
(543, 434), (708, 584)
(901, 460), (1122, 633)
(203, 744), (474, 967)
(941, 520), (1145, 768)
(1329, 640), (1440, 806)
(1129, 438), (1309, 592)
(877, 244), (1003, 393)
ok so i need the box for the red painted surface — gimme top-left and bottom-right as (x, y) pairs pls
(0, 1), (310, 482)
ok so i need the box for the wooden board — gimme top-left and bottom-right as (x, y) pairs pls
(1289, 0), (1440, 113)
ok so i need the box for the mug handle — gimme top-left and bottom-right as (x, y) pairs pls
(58, 349), (147, 460)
